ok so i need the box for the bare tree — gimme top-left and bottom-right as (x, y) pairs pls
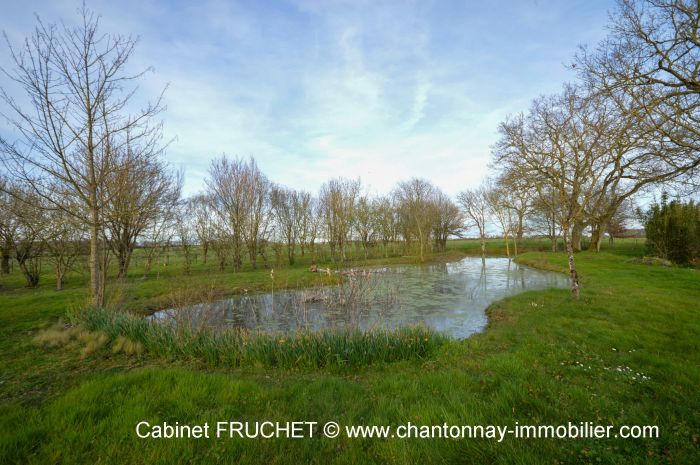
(0, 6), (165, 306)
(485, 182), (517, 258)
(494, 86), (614, 298)
(374, 196), (397, 258)
(296, 191), (313, 257)
(141, 207), (177, 277)
(493, 171), (533, 251)
(241, 158), (269, 269)
(457, 184), (490, 263)
(577, 0), (700, 161)
(269, 185), (301, 265)
(432, 190), (462, 252)
(575, 89), (691, 251)
(353, 194), (378, 259)
(207, 156), (247, 272)
(0, 177), (17, 274)
(205, 156), (270, 271)
(394, 178), (436, 262)
(44, 204), (85, 290)
(606, 197), (636, 246)
(209, 223), (230, 272)
(175, 198), (196, 274)
(3, 186), (46, 287)
(191, 194), (215, 264)
(529, 188), (562, 252)
(319, 178), (360, 262)
(574, 0), (700, 203)
(102, 143), (180, 277)
(303, 195), (321, 259)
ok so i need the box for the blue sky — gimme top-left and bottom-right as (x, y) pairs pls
(0, 0), (614, 196)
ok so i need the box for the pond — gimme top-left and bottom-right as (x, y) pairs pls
(150, 257), (568, 339)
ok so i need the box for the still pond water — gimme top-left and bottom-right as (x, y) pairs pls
(151, 257), (568, 339)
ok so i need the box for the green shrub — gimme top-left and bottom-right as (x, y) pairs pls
(642, 194), (700, 265)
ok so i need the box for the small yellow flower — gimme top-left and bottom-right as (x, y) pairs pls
(279, 339), (285, 344)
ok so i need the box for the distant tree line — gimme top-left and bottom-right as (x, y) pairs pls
(191, 159), (464, 270)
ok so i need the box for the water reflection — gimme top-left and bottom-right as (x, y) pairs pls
(150, 257), (568, 339)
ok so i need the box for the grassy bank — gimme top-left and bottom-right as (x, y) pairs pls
(0, 240), (698, 463)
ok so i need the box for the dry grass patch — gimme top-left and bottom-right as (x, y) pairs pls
(32, 321), (83, 348)
(33, 321), (111, 358)
(112, 335), (144, 356)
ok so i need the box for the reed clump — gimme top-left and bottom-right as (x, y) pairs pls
(69, 307), (447, 369)
(33, 320), (111, 358)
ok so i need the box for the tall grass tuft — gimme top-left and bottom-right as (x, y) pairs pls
(69, 307), (448, 369)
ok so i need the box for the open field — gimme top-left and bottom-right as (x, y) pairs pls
(1, 239), (698, 464)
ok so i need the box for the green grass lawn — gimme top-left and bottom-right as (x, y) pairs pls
(0, 240), (698, 464)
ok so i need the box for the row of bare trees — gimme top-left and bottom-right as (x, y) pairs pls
(179, 159), (465, 270)
(487, 0), (700, 297)
(0, 146), (180, 292)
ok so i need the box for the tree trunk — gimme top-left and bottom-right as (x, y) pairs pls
(563, 225), (580, 299)
(417, 226), (425, 262)
(516, 213), (524, 250)
(480, 233), (486, 266)
(550, 212), (557, 252)
(329, 241), (336, 263)
(588, 221), (607, 252)
(249, 244), (257, 270)
(571, 223), (583, 252)
(89, 210), (103, 307)
(144, 255), (153, 275)
(1, 253), (9, 274)
(99, 243), (108, 298)
(287, 243), (295, 266)
(86, 86), (103, 307)
(17, 258), (39, 287)
(181, 245), (191, 274)
(56, 265), (64, 291)
(202, 242), (209, 264)
(117, 250), (132, 278)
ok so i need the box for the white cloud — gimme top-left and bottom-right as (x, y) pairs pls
(0, 0), (612, 199)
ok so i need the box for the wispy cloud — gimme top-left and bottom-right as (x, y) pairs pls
(0, 0), (613, 196)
